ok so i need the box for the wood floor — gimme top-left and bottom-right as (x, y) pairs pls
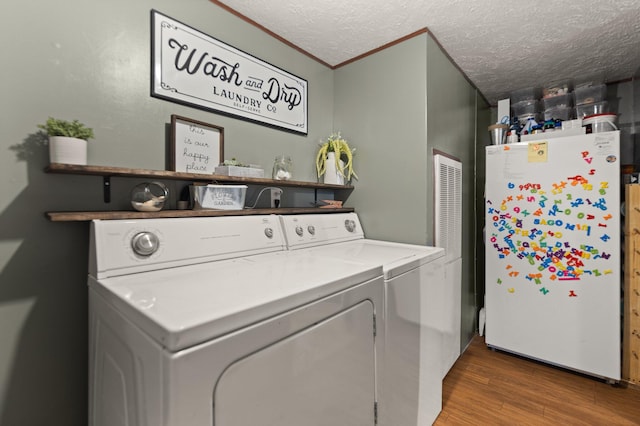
(434, 335), (640, 425)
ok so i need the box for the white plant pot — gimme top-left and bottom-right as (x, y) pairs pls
(49, 136), (87, 165)
(323, 152), (345, 185)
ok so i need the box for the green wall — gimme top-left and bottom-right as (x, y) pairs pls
(334, 34), (489, 351)
(476, 96), (492, 323)
(333, 35), (430, 244)
(0, 1), (334, 424)
(425, 36), (489, 348)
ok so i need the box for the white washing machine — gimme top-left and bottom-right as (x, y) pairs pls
(278, 213), (446, 426)
(88, 215), (385, 426)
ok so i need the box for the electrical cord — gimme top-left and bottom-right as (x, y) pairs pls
(245, 186), (283, 209)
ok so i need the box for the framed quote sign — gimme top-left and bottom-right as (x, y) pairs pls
(151, 10), (308, 134)
(170, 115), (224, 174)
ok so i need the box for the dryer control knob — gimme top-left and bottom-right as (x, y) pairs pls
(307, 225), (315, 235)
(295, 225), (304, 236)
(264, 227), (274, 238)
(131, 232), (160, 256)
(345, 219), (356, 232)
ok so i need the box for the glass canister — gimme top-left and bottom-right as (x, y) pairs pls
(272, 155), (293, 180)
(131, 182), (169, 212)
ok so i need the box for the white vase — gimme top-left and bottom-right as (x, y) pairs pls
(49, 136), (88, 165)
(323, 152), (345, 185)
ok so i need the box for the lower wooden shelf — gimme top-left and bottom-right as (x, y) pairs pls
(46, 207), (355, 222)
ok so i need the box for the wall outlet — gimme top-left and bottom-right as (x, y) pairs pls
(270, 188), (283, 208)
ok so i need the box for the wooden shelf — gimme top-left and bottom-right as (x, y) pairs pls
(45, 163), (354, 190)
(46, 207), (355, 222)
(44, 163), (355, 222)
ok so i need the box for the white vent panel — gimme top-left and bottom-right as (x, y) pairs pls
(434, 154), (462, 262)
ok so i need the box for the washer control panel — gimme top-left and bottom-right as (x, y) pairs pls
(279, 213), (364, 249)
(90, 215), (286, 279)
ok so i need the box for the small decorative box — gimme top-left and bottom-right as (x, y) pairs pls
(191, 184), (248, 210)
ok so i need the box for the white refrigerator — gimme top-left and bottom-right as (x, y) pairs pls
(484, 130), (620, 381)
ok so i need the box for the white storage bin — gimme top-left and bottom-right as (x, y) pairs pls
(542, 93), (572, 110)
(214, 165), (265, 178)
(517, 112), (540, 125)
(191, 184), (248, 210)
(561, 119), (583, 130)
(583, 113), (618, 134)
(576, 101), (609, 118)
(510, 87), (539, 103)
(511, 100), (538, 118)
(544, 106), (573, 121)
(542, 80), (571, 98)
(574, 84), (607, 105)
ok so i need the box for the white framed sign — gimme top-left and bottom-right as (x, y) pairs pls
(151, 10), (308, 135)
(170, 115), (224, 174)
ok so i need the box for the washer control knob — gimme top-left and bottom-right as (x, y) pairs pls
(264, 227), (274, 238)
(307, 225), (316, 235)
(295, 225), (304, 236)
(131, 232), (160, 256)
(345, 219), (356, 233)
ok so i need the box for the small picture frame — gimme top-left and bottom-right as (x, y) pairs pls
(170, 115), (224, 174)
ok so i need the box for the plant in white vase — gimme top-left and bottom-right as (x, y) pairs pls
(315, 132), (357, 185)
(38, 117), (95, 165)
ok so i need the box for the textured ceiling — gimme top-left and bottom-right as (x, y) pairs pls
(213, 0), (640, 105)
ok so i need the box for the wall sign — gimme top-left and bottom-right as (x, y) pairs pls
(151, 10), (308, 135)
(170, 115), (224, 174)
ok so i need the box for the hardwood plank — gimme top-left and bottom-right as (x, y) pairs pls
(435, 335), (640, 425)
(624, 184), (640, 384)
(499, 401), (545, 423)
(593, 382), (640, 421)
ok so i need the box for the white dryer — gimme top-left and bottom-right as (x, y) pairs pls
(88, 215), (384, 426)
(279, 213), (446, 426)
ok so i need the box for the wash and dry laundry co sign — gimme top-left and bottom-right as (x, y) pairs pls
(151, 10), (308, 134)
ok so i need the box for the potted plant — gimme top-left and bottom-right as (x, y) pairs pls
(315, 132), (357, 185)
(38, 117), (95, 165)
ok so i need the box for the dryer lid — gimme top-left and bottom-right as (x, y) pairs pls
(90, 250), (382, 352)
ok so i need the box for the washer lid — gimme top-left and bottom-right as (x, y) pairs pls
(90, 250), (382, 352)
(304, 239), (445, 279)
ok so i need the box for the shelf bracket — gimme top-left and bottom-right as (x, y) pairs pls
(103, 176), (111, 203)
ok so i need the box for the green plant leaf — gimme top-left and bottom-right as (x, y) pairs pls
(37, 117), (95, 140)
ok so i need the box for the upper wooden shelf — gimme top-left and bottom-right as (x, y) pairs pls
(45, 163), (354, 190)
